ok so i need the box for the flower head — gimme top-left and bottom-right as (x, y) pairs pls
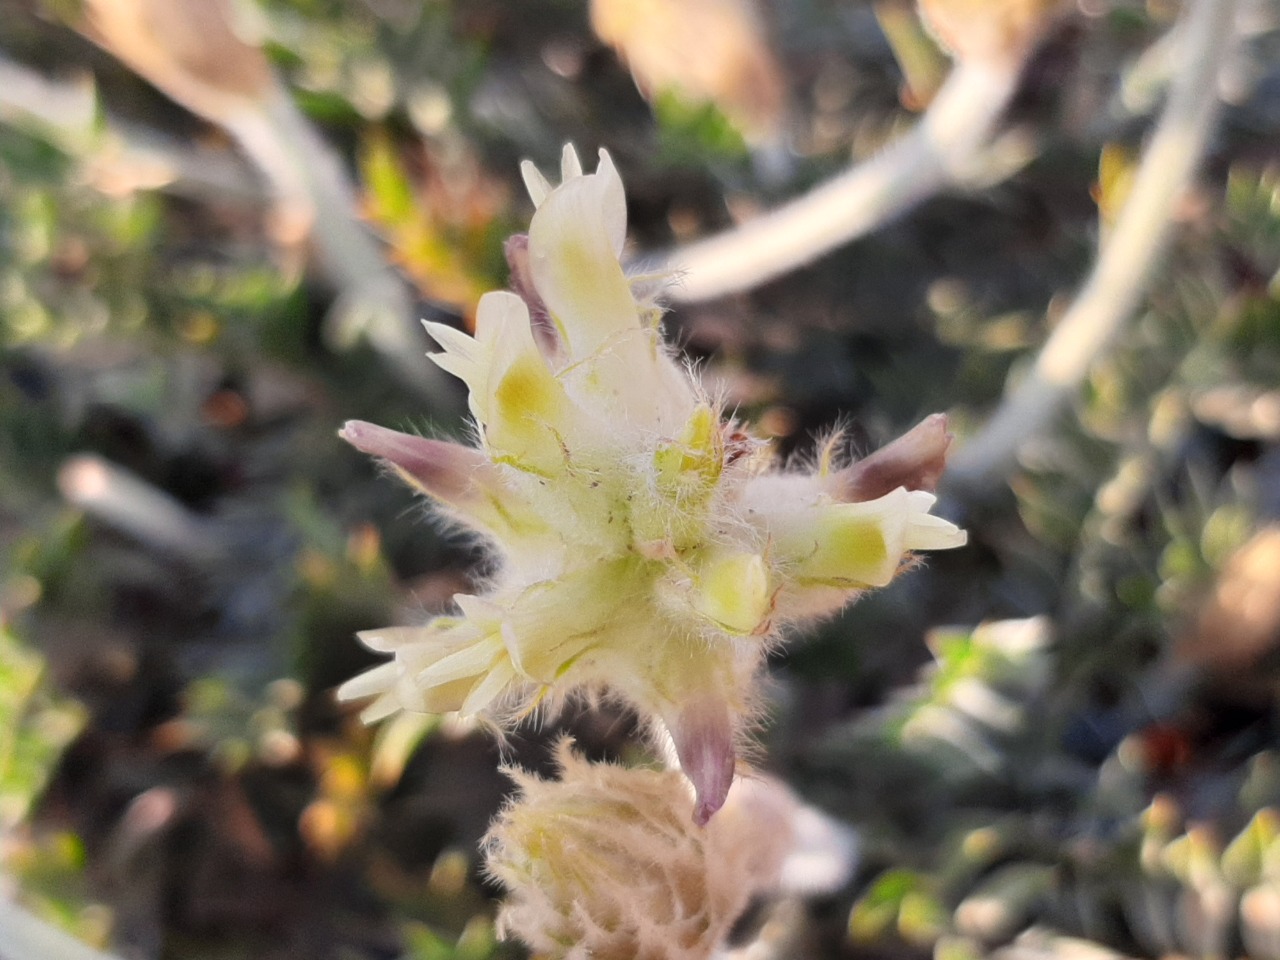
(338, 145), (966, 822)
(483, 742), (790, 960)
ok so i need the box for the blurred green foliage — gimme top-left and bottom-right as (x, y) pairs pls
(0, 623), (84, 831)
(1, 0), (1279, 958)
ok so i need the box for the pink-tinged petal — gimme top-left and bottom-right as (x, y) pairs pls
(504, 233), (563, 361)
(670, 697), (737, 826)
(340, 420), (500, 508)
(832, 413), (954, 502)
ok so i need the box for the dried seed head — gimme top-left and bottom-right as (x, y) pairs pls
(484, 743), (789, 960)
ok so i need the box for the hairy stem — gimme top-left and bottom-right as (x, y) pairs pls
(0, 896), (126, 960)
(658, 59), (1022, 303)
(947, 0), (1237, 490)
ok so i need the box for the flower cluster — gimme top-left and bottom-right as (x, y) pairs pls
(483, 742), (792, 960)
(338, 145), (966, 823)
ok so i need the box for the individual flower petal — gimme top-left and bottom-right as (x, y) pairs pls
(527, 150), (636, 359)
(338, 420), (551, 545)
(340, 420), (498, 509)
(686, 549), (772, 636)
(460, 658), (519, 716)
(559, 142), (584, 180)
(520, 159), (553, 208)
(653, 402), (724, 496)
(354, 689), (404, 724)
(335, 660), (398, 703)
(415, 633), (505, 689)
(830, 413), (954, 502)
(503, 233), (561, 360)
(339, 614), (511, 717)
(631, 402), (729, 549)
(903, 498), (970, 551)
(350, 626), (421, 654)
(770, 488), (966, 589)
(669, 695), (737, 826)
(523, 148), (697, 431)
(429, 291), (576, 476)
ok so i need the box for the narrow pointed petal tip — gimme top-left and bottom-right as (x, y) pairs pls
(671, 699), (737, 826)
(560, 143), (583, 179)
(339, 420), (493, 505)
(834, 413), (954, 503)
(519, 159), (551, 207)
(526, 148), (635, 363)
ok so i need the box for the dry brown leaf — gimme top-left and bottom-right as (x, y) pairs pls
(1179, 526), (1280, 676)
(916, 0), (1072, 64)
(80, 0), (272, 121)
(590, 0), (786, 143)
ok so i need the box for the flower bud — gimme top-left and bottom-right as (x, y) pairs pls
(484, 744), (788, 959)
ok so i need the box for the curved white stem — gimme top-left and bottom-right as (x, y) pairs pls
(56, 455), (224, 564)
(661, 60), (1022, 303)
(72, 0), (456, 406)
(0, 895), (125, 960)
(947, 0), (1237, 490)
(0, 56), (97, 133)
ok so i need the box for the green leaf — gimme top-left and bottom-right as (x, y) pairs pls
(0, 623), (85, 831)
(849, 869), (925, 942)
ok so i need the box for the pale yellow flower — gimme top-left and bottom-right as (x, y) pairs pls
(339, 145), (966, 822)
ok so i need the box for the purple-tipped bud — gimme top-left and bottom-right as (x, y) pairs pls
(671, 697), (737, 826)
(833, 413), (953, 503)
(504, 234), (562, 361)
(340, 420), (499, 507)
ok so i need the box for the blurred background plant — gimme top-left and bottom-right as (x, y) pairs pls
(1, 0), (1279, 957)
